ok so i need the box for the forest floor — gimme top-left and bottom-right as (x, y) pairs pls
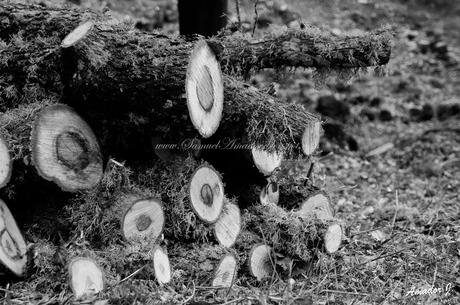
(245, 0), (460, 304)
(4, 0), (460, 304)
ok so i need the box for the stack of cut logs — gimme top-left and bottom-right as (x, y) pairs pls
(0, 2), (391, 300)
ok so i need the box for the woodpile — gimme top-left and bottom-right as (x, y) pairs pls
(0, 1), (392, 301)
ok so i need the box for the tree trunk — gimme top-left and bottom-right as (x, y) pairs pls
(178, 0), (228, 37)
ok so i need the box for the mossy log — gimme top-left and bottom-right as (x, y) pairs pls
(0, 103), (103, 193)
(169, 243), (238, 287)
(243, 202), (343, 262)
(213, 27), (392, 76)
(0, 2), (319, 157)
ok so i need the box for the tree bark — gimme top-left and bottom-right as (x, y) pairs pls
(212, 27), (392, 76)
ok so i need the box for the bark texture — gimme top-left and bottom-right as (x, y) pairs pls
(213, 27), (392, 76)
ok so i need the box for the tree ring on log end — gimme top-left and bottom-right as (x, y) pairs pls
(200, 184), (214, 207)
(0, 199), (27, 277)
(302, 120), (321, 156)
(68, 257), (104, 299)
(298, 192), (333, 220)
(135, 214), (152, 232)
(214, 201), (241, 248)
(249, 244), (273, 281)
(251, 147), (283, 176)
(212, 253), (238, 288)
(61, 21), (94, 48)
(186, 40), (224, 138)
(189, 164), (224, 223)
(324, 224), (343, 254)
(31, 104), (103, 192)
(0, 137), (12, 188)
(153, 246), (171, 284)
(55, 131), (91, 171)
(122, 198), (165, 243)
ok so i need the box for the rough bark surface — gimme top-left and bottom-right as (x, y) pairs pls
(213, 27), (392, 76)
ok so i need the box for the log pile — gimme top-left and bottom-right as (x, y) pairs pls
(0, 1), (392, 302)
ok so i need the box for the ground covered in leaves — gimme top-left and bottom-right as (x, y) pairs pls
(2, 0), (460, 304)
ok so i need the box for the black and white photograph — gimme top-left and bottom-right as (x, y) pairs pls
(0, 0), (459, 304)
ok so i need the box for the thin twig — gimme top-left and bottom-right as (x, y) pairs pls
(181, 281), (196, 305)
(252, 0), (260, 37)
(322, 289), (370, 296)
(222, 297), (246, 305)
(341, 247), (411, 276)
(234, 0), (241, 31)
(118, 264), (147, 284)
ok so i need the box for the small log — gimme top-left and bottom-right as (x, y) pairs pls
(188, 163), (225, 224)
(0, 103), (103, 193)
(248, 244), (274, 281)
(324, 223), (343, 254)
(251, 148), (283, 176)
(243, 202), (343, 261)
(302, 120), (322, 156)
(71, 187), (165, 247)
(214, 200), (241, 248)
(186, 41), (224, 138)
(31, 104), (103, 192)
(0, 199), (28, 277)
(152, 245), (171, 284)
(169, 244), (237, 285)
(68, 257), (105, 299)
(0, 137), (12, 188)
(298, 191), (334, 221)
(214, 27), (392, 74)
(121, 198), (165, 244)
(212, 252), (238, 288)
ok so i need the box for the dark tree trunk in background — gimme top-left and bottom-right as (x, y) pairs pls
(178, 0), (228, 37)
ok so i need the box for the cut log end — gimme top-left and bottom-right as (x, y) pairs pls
(122, 198), (165, 244)
(212, 253), (238, 288)
(61, 21), (94, 48)
(302, 121), (321, 156)
(324, 224), (343, 254)
(31, 104), (103, 192)
(153, 246), (171, 284)
(214, 201), (241, 248)
(251, 148), (283, 176)
(249, 244), (273, 281)
(186, 40), (224, 138)
(298, 192), (333, 220)
(0, 137), (12, 188)
(259, 181), (279, 206)
(68, 257), (104, 299)
(0, 199), (28, 277)
(189, 164), (224, 223)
